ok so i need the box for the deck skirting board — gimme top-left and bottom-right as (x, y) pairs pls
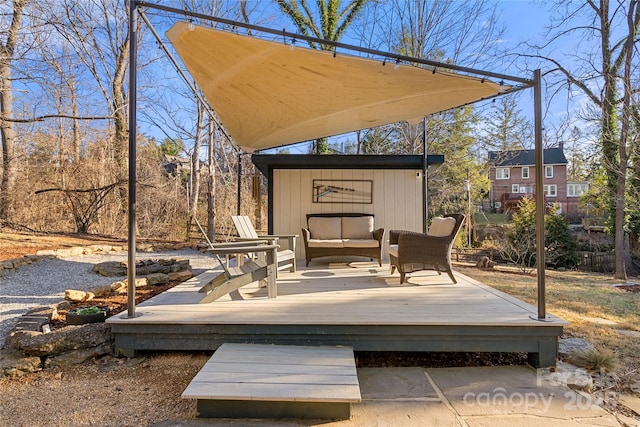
(111, 323), (562, 367)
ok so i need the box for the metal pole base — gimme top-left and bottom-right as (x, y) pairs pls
(119, 312), (144, 319)
(529, 314), (555, 322)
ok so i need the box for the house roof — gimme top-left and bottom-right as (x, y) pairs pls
(165, 22), (505, 152)
(488, 147), (567, 167)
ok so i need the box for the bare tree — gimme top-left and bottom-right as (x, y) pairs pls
(519, 0), (640, 279)
(45, 0), (135, 181)
(0, 0), (28, 222)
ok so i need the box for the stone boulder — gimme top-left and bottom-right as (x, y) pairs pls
(0, 349), (42, 377)
(92, 261), (127, 277)
(64, 289), (95, 302)
(476, 256), (495, 270)
(7, 322), (112, 357)
(45, 342), (113, 367)
(146, 272), (169, 285)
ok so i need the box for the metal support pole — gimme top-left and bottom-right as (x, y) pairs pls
(422, 117), (428, 233)
(464, 178), (471, 247)
(207, 120), (215, 243)
(237, 152), (242, 215)
(533, 69), (547, 321)
(126, 0), (138, 319)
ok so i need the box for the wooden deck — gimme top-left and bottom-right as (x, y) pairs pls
(183, 343), (360, 419)
(107, 261), (567, 367)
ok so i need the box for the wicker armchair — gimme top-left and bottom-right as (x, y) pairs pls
(389, 213), (465, 284)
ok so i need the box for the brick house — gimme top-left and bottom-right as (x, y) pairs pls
(487, 145), (586, 218)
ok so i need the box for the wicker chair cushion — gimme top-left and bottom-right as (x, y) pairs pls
(343, 239), (379, 248)
(388, 244), (398, 258)
(307, 239), (344, 248)
(341, 216), (374, 239)
(428, 217), (456, 237)
(308, 217), (342, 239)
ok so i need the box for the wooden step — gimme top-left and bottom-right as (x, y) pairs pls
(182, 343), (361, 419)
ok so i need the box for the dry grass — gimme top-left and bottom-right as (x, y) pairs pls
(457, 265), (640, 379)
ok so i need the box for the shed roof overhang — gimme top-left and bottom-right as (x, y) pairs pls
(251, 154), (444, 176)
(165, 22), (504, 152)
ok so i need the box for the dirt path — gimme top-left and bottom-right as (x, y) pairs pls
(0, 231), (126, 261)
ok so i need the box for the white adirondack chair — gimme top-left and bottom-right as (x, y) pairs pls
(231, 215), (297, 273)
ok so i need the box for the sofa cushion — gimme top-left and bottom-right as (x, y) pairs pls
(342, 239), (379, 248)
(309, 217), (342, 240)
(307, 239), (344, 248)
(341, 216), (374, 239)
(428, 217), (456, 237)
(388, 244), (398, 258)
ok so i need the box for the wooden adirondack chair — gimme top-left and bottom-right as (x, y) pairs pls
(231, 215), (297, 273)
(198, 240), (279, 303)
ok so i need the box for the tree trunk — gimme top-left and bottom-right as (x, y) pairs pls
(0, 0), (27, 222)
(207, 120), (216, 243)
(190, 104), (204, 224)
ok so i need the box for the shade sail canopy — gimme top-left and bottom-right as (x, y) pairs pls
(166, 22), (503, 152)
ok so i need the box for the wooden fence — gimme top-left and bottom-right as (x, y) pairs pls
(576, 251), (616, 273)
(455, 247), (616, 274)
(453, 247), (498, 264)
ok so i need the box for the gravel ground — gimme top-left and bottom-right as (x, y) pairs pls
(0, 248), (217, 349)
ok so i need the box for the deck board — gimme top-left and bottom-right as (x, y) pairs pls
(108, 263), (566, 367)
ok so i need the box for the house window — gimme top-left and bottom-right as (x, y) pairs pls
(567, 183), (589, 197)
(512, 184), (520, 193)
(496, 167), (510, 180)
(544, 184), (557, 197)
(545, 165), (553, 178)
(522, 167), (529, 179)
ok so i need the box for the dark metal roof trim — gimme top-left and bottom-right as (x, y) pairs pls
(251, 154), (444, 175)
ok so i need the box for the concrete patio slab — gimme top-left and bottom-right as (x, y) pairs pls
(153, 366), (624, 427)
(426, 366), (620, 425)
(357, 367), (438, 400)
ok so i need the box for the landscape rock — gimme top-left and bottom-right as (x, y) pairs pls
(555, 361), (594, 392)
(123, 277), (149, 288)
(146, 272), (169, 285)
(91, 284), (115, 297)
(0, 348), (42, 378)
(45, 342), (113, 367)
(55, 249), (72, 258)
(92, 261), (127, 277)
(64, 289), (95, 302)
(35, 249), (57, 257)
(169, 270), (193, 282)
(89, 244), (114, 253)
(476, 256), (495, 270)
(559, 337), (596, 358)
(137, 243), (154, 252)
(11, 305), (56, 333)
(8, 322), (112, 357)
(69, 246), (85, 256)
(110, 281), (127, 294)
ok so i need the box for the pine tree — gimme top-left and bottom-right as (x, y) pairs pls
(507, 196), (537, 268)
(545, 206), (579, 269)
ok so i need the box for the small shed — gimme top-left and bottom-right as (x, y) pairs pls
(252, 153), (444, 261)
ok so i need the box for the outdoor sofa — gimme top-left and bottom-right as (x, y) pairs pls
(301, 213), (384, 266)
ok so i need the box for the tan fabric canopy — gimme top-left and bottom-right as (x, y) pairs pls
(166, 22), (502, 152)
